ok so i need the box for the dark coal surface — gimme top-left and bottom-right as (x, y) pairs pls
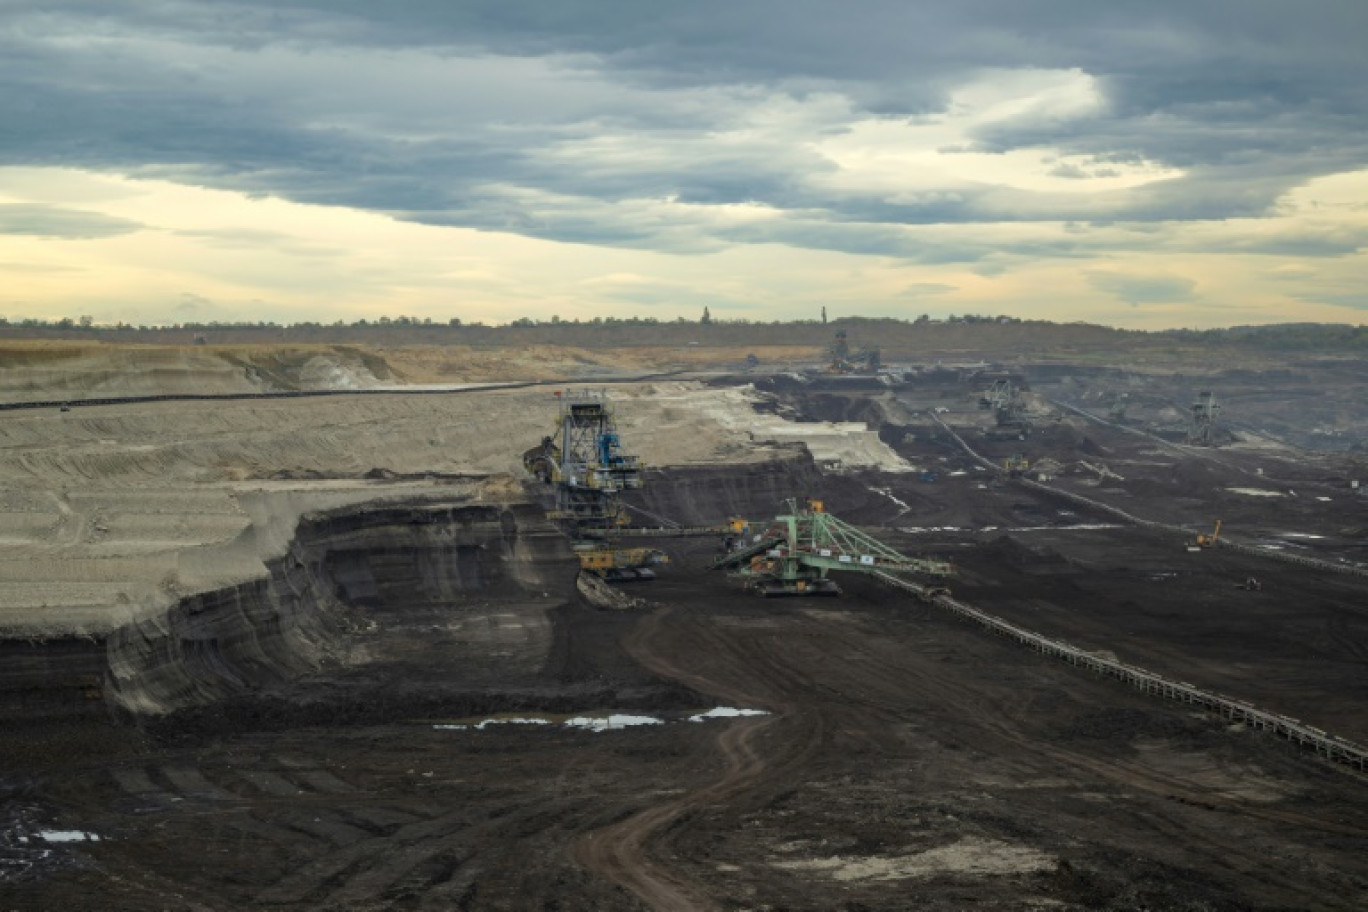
(6, 368), (1368, 910)
(4, 533), (1368, 910)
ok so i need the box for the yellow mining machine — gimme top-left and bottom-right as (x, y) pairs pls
(1003, 454), (1031, 477)
(712, 498), (952, 597)
(825, 329), (881, 374)
(523, 390), (667, 580)
(1187, 519), (1223, 552)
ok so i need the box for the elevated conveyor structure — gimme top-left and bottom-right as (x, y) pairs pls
(875, 572), (1368, 772)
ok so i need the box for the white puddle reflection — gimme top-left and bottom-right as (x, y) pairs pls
(689, 707), (770, 722)
(1226, 487), (1283, 497)
(18, 830), (101, 844)
(432, 706), (768, 734)
(565, 714), (664, 732)
(898, 524), (1120, 534)
(432, 717), (552, 731)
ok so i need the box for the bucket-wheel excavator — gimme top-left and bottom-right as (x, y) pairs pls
(979, 377), (1031, 440)
(523, 391), (667, 580)
(713, 499), (952, 597)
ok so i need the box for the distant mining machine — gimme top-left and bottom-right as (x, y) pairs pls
(712, 498), (952, 597)
(1187, 519), (1223, 552)
(979, 377), (1031, 440)
(1004, 453), (1031, 477)
(826, 329), (881, 375)
(1186, 390), (1222, 446)
(522, 390), (666, 580)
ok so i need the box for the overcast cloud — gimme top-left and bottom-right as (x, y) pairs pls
(0, 1), (1365, 327)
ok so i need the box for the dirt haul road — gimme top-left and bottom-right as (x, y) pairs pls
(572, 604), (791, 912)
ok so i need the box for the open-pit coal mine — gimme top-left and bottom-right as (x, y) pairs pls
(3, 357), (1368, 911)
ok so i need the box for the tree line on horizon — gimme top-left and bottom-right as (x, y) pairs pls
(0, 312), (1363, 352)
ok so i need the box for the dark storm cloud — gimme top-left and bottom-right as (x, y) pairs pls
(0, 203), (143, 239)
(1, 1), (1365, 256)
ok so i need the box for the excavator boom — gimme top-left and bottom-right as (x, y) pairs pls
(714, 499), (951, 596)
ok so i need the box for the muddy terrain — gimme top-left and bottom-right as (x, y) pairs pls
(2, 353), (1367, 910)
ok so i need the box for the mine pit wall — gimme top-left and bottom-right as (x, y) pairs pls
(0, 637), (106, 720)
(10, 453), (910, 724)
(102, 502), (576, 717)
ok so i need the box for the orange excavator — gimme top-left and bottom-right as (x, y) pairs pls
(1188, 520), (1222, 552)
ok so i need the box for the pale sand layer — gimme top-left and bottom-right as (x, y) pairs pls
(0, 341), (826, 401)
(771, 836), (1054, 881)
(0, 379), (898, 635)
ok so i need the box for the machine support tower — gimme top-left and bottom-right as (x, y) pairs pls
(523, 390), (665, 580)
(1187, 390), (1222, 446)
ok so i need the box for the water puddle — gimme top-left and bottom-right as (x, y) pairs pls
(565, 714), (664, 732)
(431, 706), (768, 733)
(433, 717), (551, 731)
(16, 830), (101, 844)
(1007, 523), (1121, 532)
(41, 830), (100, 843)
(689, 707), (769, 722)
(869, 486), (912, 515)
(1226, 487), (1283, 497)
(898, 524), (1120, 535)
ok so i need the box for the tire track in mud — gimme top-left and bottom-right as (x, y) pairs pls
(788, 605), (1368, 909)
(804, 604), (1368, 832)
(100, 757), (502, 908)
(584, 599), (1368, 911)
(1326, 609), (1368, 665)
(570, 606), (827, 911)
(571, 715), (771, 911)
(255, 794), (583, 907)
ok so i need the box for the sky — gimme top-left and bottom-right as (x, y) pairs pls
(1, 1), (1366, 330)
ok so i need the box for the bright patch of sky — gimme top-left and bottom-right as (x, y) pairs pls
(1, 2), (1365, 328)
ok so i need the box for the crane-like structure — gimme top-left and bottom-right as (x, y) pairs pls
(1187, 390), (1221, 446)
(713, 499), (952, 596)
(979, 377), (1030, 439)
(826, 329), (881, 374)
(523, 391), (665, 580)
